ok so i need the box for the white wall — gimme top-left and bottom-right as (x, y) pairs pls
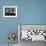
(21, 25), (46, 30)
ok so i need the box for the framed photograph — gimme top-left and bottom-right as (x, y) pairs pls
(18, 24), (46, 42)
(3, 6), (17, 17)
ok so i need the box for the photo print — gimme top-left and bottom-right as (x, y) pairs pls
(3, 6), (17, 17)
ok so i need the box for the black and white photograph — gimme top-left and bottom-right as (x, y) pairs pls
(18, 25), (46, 46)
(3, 6), (17, 17)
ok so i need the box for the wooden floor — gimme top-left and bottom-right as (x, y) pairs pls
(19, 39), (46, 46)
(0, 41), (46, 46)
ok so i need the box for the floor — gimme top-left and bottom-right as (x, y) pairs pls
(0, 44), (18, 46)
(0, 40), (46, 46)
(19, 39), (46, 46)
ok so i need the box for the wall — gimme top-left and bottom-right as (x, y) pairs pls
(19, 0), (46, 24)
(0, 0), (18, 44)
(0, 0), (46, 44)
(21, 25), (46, 30)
